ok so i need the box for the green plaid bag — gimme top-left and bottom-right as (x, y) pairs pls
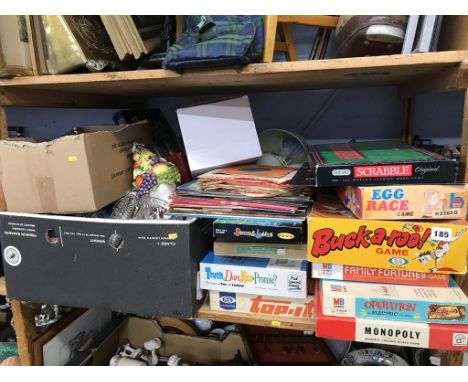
(164, 16), (264, 70)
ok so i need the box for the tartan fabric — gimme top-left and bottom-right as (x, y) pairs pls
(164, 16), (264, 70)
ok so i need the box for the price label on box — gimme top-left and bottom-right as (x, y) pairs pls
(431, 227), (452, 241)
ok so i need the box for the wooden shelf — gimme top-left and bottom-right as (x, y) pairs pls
(0, 276), (6, 296)
(196, 302), (314, 332)
(0, 51), (466, 107)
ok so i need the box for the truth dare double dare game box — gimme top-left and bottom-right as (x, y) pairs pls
(338, 184), (468, 220)
(307, 193), (468, 274)
(200, 252), (307, 298)
(307, 140), (458, 187)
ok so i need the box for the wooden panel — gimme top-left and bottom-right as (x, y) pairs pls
(278, 24), (298, 61)
(11, 300), (39, 366)
(0, 276), (6, 296)
(196, 302), (314, 332)
(460, 88), (468, 183)
(0, 51), (466, 108)
(438, 16), (468, 52)
(262, 16), (278, 63)
(399, 60), (468, 98)
(277, 15), (339, 28)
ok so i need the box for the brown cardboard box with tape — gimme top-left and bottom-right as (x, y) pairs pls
(0, 121), (154, 214)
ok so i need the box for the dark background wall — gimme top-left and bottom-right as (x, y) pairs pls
(4, 25), (465, 145)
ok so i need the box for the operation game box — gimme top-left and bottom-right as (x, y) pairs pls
(200, 252), (308, 299)
(294, 141), (458, 187)
(314, 284), (468, 351)
(307, 192), (468, 274)
(338, 184), (468, 220)
(311, 263), (450, 287)
(209, 291), (314, 319)
(320, 279), (468, 325)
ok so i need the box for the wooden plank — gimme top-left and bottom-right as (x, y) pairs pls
(277, 15), (338, 28)
(274, 41), (288, 52)
(196, 302), (314, 332)
(278, 23), (298, 61)
(438, 16), (468, 52)
(0, 51), (466, 108)
(175, 16), (184, 40)
(0, 105), (6, 211)
(399, 60), (468, 98)
(262, 16), (278, 63)
(460, 88), (468, 184)
(11, 300), (38, 366)
(0, 88), (146, 108)
(0, 276), (6, 296)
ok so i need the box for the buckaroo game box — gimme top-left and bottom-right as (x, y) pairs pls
(307, 192), (468, 274)
(297, 141), (458, 187)
(314, 285), (468, 351)
(311, 263), (450, 287)
(338, 184), (468, 220)
(320, 279), (468, 325)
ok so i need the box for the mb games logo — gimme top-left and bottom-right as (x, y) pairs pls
(333, 297), (345, 307)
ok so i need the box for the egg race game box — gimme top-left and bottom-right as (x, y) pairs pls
(300, 140), (458, 187)
(320, 279), (468, 325)
(307, 192), (468, 274)
(338, 184), (468, 220)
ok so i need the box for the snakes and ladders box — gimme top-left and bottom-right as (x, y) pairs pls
(315, 285), (468, 351)
(307, 192), (468, 274)
(0, 121), (154, 214)
(320, 279), (468, 325)
(214, 240), (307, 260)
(209, 291), (314, 319)
(200, 252), (307, 298)
(213, 218), (305, 244)
(338, 184), (468, 220)
(311, 263), (450, 287)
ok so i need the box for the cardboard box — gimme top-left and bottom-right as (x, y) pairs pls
(214, 240), (307, 260)
(311, 263), (450, 287)
(214, 218), (306, 244)
(200, 252), (308, 298)
(0, 121), (154, 214)
(315, 284), (468, 351)
(209, 291), (314, 319)
(307, 192), (468, 274)
(69, 316), (249, 366)
(177, 97), (262, 175)
(320, 279), (468, 324)
(0, 212), (211, 318)
(339, 184), (468, 220)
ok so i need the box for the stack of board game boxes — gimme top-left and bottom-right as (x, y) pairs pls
(187, 166), (313, 323)
(306, 141), (468, 351)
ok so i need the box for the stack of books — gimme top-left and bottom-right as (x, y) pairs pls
(173, 164), (314, 321)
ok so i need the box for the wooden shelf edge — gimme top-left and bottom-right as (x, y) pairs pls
(1, 51), (467, 89)
(0, 276), (6, 296)
(196, 302), (315, 332)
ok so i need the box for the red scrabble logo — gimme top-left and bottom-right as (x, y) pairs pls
(354, 165), (413, 178)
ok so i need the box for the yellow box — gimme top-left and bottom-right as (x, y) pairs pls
(307, 193), (468, 274)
